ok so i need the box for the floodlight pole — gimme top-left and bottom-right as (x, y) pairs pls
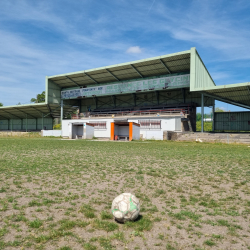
(201, 93), (204, 133)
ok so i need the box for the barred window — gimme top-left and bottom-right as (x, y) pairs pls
(92, 122), (106, 129)
(140, 120), (151, 129)
(139, 120), (161, 129)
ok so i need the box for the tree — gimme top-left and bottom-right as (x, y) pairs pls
(30, 91), (45, 103)
(215, 107), (225, 112)
(196, 113), (201, 121)
(0, 102), (3, 107)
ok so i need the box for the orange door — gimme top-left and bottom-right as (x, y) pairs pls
(129, 122), (133, 141)
(110, 122), (115, 140)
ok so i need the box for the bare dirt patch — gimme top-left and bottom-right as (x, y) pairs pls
(0, 138), (250, 249)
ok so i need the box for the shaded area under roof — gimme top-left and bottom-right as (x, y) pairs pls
(0, 103), (77, 119)
(201, 82), (250, 109)
(48, 50), (191, 89)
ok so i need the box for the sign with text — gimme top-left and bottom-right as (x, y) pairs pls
(61, 74), (190, 99)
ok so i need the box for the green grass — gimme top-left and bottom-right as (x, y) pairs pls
(29, 219), (43, 228)
(0, 138), (250, 249)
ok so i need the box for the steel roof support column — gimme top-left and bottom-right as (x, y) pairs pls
(61, 99), (63, 127)
(11, 119), (12, 132)
(26, 114), (28, 132)
(201, 93), (204, 133)
(212, 99), (215, 132)
(42, 113), (44, 130)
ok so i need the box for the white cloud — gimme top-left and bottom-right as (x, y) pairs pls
(126, 46), (142, 54)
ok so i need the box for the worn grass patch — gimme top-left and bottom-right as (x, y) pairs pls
(0, 138), (250, 249)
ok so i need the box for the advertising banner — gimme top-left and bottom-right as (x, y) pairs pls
(61, 74), (190, 99)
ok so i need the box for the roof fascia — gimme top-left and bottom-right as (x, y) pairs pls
(0, 103), (47, 109)
(192, 82), (250, 91)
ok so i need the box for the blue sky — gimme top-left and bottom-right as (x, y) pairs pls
(0, 0), (249, 111)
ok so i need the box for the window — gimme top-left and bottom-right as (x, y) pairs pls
(92, 121), (106, 129)
(139, 120), (161, 129)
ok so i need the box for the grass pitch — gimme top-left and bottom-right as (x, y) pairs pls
(0, 138), (250, 250)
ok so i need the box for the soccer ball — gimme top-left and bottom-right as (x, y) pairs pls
(111, 193), (140, 222)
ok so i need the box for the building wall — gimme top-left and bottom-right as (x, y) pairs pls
(62, 119), (113, 138)
(42, 130), (62, 137)
(85, 124), (94, 139)
(46, 78), (61, 104)
(62, 116), (180, 140)
(132, 124), (140, 140)
(190, 47), (216, 91)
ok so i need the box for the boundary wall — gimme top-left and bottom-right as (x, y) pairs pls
(0, 118), (53, 131)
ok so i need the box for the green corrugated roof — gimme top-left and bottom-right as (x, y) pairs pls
(202, 82), (250, 109)
(0, 103), (77, 119)
(48, 50), (191, 89)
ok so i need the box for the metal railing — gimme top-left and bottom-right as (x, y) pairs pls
(71, 107), (190, 119)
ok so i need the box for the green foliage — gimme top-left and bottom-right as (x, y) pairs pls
(215, 107), (225, 112)
(53, 124), (61, 130)
(196, 121), (212, 132)
(0, 102), (3, 107)
(196, 113), (201, 121)
(30, 91), (45, 103)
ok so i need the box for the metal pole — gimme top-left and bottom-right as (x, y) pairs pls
(42, 113), (44, 130)
(26, 114), (27, 132)
(212, 99), (215, 132)
(11, 119), (12, 131)
(61, 99), (63, 127)
(201, 93), (204, 133)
